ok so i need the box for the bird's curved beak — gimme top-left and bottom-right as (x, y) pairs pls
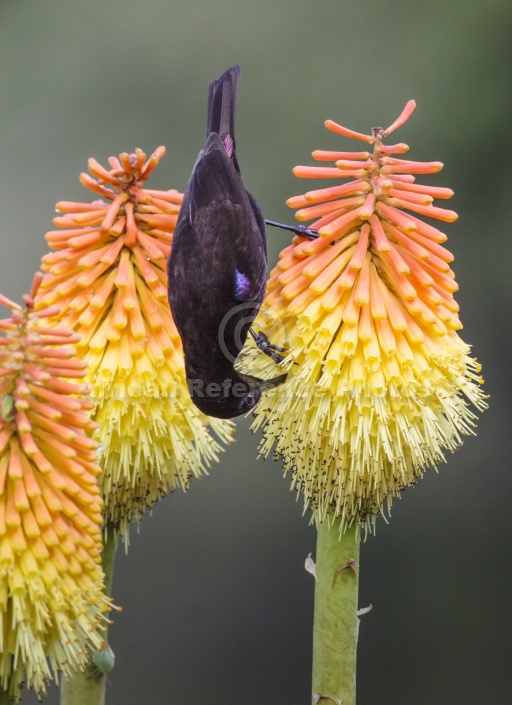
(239, 371), (288, 390)
(261, 373), (288, 389)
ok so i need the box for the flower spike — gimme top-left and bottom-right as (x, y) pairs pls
(0, 275), (111, 699)
(37, 149), (234, 543)
(241, 102), (487, 533)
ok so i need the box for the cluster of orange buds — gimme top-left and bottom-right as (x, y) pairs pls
(0, 274), (110, 698)
(243, 101), (486, 531)
(36, 148), (234, 543)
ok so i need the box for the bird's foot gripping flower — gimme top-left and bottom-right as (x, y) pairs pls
(243, 101), (487, 533)
(36, 148), (234, 543)
(0, 275), (111, 699)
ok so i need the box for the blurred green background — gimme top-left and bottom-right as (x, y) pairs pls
(0, 1), (510, 703)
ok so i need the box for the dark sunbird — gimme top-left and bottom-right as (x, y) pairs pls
(168, 65), (288, 419)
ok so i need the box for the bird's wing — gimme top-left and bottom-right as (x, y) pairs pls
(192, 196), (263, 305)
(187, 140), (267, 304)
(168, 133), (268, 367)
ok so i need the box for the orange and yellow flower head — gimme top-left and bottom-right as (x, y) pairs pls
(36, 149), (234, 542)
(242, 102), (486, 532)
(0, 275), (110, 698)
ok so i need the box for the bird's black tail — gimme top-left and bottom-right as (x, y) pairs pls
(207, 65), (240, 161)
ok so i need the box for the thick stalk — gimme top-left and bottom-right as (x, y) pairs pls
(312, 519), (360, 705)
(60, 525), (118, 705)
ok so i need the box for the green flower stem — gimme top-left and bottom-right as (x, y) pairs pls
(60, 669), (106, 705)
(0, 687), (16, 705)
(101, 525), (117, 598)
(60, 524), (118, 705)
(312, 519), (360, 705)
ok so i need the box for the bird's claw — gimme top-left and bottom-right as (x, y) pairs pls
(294, 225), (319, 241)
(265, 219), (319, 241)
(249, 329), (286, 363)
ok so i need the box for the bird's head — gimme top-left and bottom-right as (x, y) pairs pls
(187, 371), (287, 419)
